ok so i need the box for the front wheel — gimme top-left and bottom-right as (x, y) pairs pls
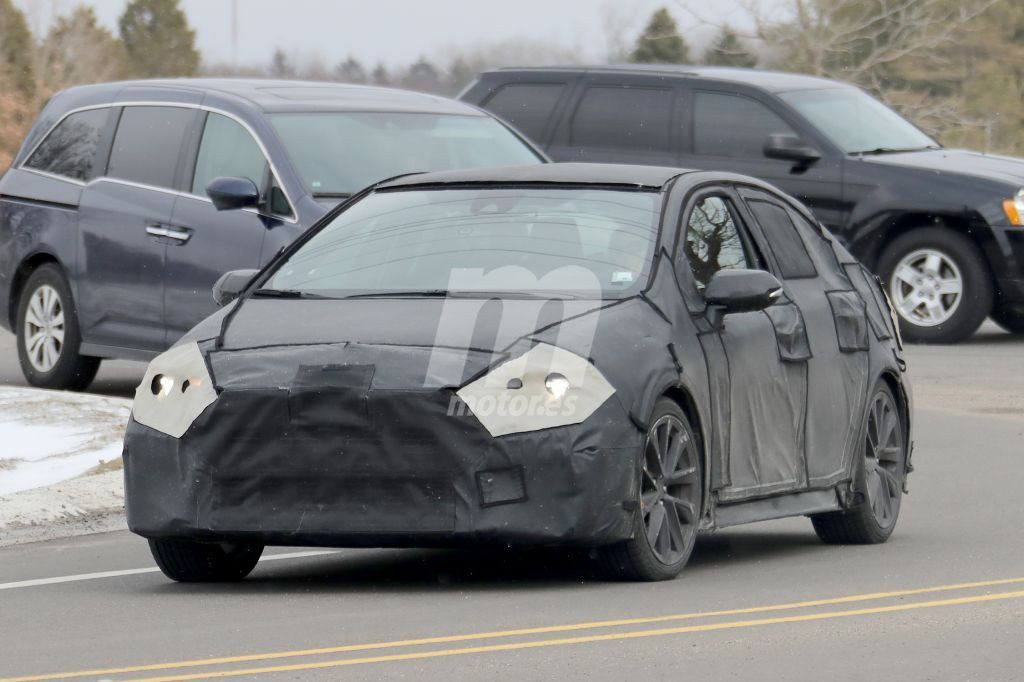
(149, 538), (264, 582)
(16, 264), (100, 390)
(598, 398), (703, 581)
(811, 382), (906, 545)
(877, 227), (992, 343)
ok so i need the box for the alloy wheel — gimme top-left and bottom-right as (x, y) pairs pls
(640, 414), (700, 565)
(889, 248), (963, 327)
(23, 284), (65, 373)
(863, 389), (904, 530)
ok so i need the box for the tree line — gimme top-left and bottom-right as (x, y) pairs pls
(1, 0), (1022, 169)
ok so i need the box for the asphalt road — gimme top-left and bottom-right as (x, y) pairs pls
(0, 325), (1022, 681)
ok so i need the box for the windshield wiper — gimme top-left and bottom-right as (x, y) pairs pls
(852, 145), (940, 155)
(342, 290), (581, 300)
(311, 192), (353, 199)
(343, 290), (451, 299)
(251, 288), (327, 299)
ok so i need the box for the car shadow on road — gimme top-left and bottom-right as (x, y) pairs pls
(144, 529), (823, 595)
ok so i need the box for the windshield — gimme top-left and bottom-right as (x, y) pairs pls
(264, 188), (663, 299)
(270, 113), (542, 196)
(779, 88), (938, 154)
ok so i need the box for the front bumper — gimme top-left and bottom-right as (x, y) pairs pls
(123, 382), (640, 548)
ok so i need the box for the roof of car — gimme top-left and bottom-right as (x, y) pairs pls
(375, 163), (691, 190)
(64, 78), (483, 115)
(485, 65), (849, 93)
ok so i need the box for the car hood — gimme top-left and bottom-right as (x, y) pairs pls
(862, 148), (1024, 188)
(204, 297), (614, 390)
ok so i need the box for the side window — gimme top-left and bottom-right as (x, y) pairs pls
(683, 196), (752, 287)
(24, 108), (110, 181)
(483, 83), (565, 142)
(192, 113), (268, 196)
(107, 106), (194, 189)
(570, 86), (672, 152)
(694, 92), (795, 158)
(746, 199), (817, 279)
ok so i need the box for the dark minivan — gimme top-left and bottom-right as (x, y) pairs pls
(462, 65), (1024, 343)
(0, 79), (543, 389)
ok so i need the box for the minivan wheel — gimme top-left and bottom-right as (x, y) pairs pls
(877, 227), (992, 343)
(16, 264), (101, 391)
(811, 382), (906, 545)
(149, 538), (264, 582)
(991, 306), (1024, 334)
(597, 398), (702, 581)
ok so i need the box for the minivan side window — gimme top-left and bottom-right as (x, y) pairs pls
(684, 195), (752, 287)
(571, 86), (672, 151)
(107, 106), (194, 190)
(483, 83), (565, 143)
(24, 108), (110, 181)
(694, 92), (796, 158)
(191, 113), (268, 197)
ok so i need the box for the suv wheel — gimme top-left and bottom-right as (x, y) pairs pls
(16, 264), (101, 391)
(877, 227), (992, 343)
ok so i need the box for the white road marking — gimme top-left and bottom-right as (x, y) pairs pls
(0, 549), (338, 591)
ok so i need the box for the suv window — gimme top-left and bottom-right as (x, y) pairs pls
(107, 106), (194, 190)
(484, 83), (564, 142)
(571, 86), (672, 151)
(746, 199), (817, 279)
(684, 195), (752, 286)
(24, 108), (110, 181)
(694, 92), (795, 158)
(192, 113), (268, 196)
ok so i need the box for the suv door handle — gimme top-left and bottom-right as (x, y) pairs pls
(145, 224), (192, 243)
(145, 224), (169, 238)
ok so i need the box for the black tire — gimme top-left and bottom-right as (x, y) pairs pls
(16, 264), (100, 391)
(991, 306), (1024, 334)
(877, 227), (992, 344)
(811, 382), (906, 545)
(597, 398), (703, 581)
(149, 538), (264, 582)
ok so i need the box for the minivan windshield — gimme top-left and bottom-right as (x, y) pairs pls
(270, 113), (542, 196)
(779, 88), (938, 154)
(263, 188), (663, 299)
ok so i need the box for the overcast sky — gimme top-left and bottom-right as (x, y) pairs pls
(15, 0), (754, 69)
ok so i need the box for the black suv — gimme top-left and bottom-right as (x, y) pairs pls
(462, 65), (1024, 343)
(0, 79), (543, 389)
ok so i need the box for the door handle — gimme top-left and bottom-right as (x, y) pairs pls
(145, 224), (192, 243)
(145, 224), (169, 238)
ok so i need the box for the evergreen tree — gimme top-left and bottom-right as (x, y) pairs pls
(403, 57), (442, 93)
(334, 56), (367, 84)
(703, 26), (757, 68)
(118, 0), (199, 78)
(629, 7), (690, 64)
(371, 63), (391, 86)
(0, 0), (35, 95)
(269, 48), (294, 78)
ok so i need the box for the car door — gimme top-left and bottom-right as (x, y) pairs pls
(546, 74), (680, 166)
(76, 105), (197, 354)
(680, 88), (847, 232)
(164, 111), (293, 345)
(737, 187), (872, 487)
(678, 190), (809, 501)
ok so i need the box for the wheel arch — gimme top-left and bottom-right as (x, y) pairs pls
(9, 251), (63, 329)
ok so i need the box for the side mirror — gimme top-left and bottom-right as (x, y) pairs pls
(763, 134), (822, 165)
(705, 269), (784, 315)
(206, 176), (260, 211)
(212, 268), (259, 306)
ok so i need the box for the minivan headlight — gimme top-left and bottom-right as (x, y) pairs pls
(1002, 189), (1024, 226)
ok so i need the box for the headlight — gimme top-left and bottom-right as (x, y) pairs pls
(455, 343), (615, 437)
(132, 342), (217, 439)
(1003, 189), (1024, 226)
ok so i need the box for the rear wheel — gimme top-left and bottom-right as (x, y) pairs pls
(991, 306), (1024, 334)
(149, 538), (263, 582)
(16, 264), (100, 390)
(878, 227), (992, 343)
(811, 383), (906, 545)
(598, 398), (702, 581)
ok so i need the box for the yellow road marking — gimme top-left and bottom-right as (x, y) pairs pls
(4, 576), (1024, 682)
(126, 589), (1024, 681)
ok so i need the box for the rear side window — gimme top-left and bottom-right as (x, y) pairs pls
(107, 106), (194, 190)
(746, 199), (817, 279)
(483, 83), (564, 142)
(570, 86), (672, 151)
(191, 113), (268, 196)
(25, 108), (110, 181)
(694, 92), (795, 157)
